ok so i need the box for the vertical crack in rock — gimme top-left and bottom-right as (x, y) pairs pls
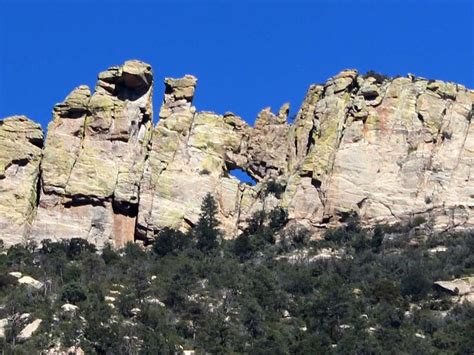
(30, 60), (154, 248)
(0, 116), (44, 246)
(136, 74), (200, 242)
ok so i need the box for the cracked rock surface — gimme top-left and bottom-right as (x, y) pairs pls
(31, 60), (153, 248)
(0, 116), (43, 246)
(0, 62), (472, 247)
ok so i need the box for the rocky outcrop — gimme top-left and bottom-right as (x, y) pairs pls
(0, 61), (472, 247)
(282, 71), (473, 232)
(17, 318), (42, 342)
(31, 60), (153, 247)
(44, 347), (85, 355)
(18, 275), (43, 290)
(304, 73), (473, 230)
(434, 276), (474, 304)
(137, 75), (256, 239)
(0, 318), (8, 338)
(0, 116), (43, 246)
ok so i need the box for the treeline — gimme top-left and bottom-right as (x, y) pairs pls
(0, 194), (473, 354)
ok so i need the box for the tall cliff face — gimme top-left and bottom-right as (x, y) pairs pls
(31, 61), (153, 248)
(0, 61), (472, 247)
(0, 116), (43, 245)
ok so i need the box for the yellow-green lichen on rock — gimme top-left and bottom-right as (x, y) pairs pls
(31, 60), (154, 248)
(0, 116), (43, 246)
(1, 61), (472, 248)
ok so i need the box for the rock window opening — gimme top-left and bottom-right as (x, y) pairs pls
(229, 168), (256, 186)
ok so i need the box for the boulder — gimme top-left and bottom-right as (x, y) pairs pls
(44, 346), (85, 355)
(17, 318), (42, 342)
(0, 318), (8, 338)
(434, 276), (474, 304)
(61, 303), (79, 313)
(18, 275), (43, 289)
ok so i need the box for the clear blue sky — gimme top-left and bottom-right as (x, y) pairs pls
(1, 0), (473, 129)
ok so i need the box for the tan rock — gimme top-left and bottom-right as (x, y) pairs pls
(1, 62), (473, 248)
(18, 275), (43, 289)
(434, 276), (474, 304)
(0, 116), (43, 246)
(61, 303), (79, 313)
(103, 67), (474, 240)
(136, 76), (254, 241)
(17, 318), (42, 342)
(44, 346), (85, 355)
(434, 277), (474, 296)
(247, 106), (290, 178)
(31, 60), (153, 248)
(0, 318), (8, 338)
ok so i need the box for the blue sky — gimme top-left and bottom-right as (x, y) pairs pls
(1, 0), (473, 130)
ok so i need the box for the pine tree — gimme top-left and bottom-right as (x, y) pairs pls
(195, 193), (221, 252)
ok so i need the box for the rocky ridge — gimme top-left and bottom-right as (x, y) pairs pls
(0, 61), (472, 247)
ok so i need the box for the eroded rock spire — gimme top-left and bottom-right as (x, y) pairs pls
(31, 60), (153, 248)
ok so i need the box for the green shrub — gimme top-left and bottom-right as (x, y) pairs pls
(153, 228), (189, 257)
(401, 267), (431, 301)
(269, 207), (288, 230)
(61, 282), (88, 304)
(364, 70), (391, 83)
(233, 234), (253, 259)
(0, 274), (17, 289)
(101, 243), (121, 264)
(67, 238), (96, 259)
(263, 180), (286, 198)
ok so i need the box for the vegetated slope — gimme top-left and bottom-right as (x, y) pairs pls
(0, 195), (472, 354)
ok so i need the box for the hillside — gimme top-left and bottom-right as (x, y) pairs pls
(0, 196), (472, 354)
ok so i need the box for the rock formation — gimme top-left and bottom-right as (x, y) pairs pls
(434, 276), (474, 304)
(17, 319), (42, 342)
(0, 116), (43, 246)
(0, 60), (472, 247)
(31, 60), (153, 248)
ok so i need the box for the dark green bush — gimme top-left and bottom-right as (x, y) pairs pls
(401, 267), (431, 301)
(153, 228), (189, 256)
(0, 274), (17, 289)
(364, 70), (391, 83)
(61, 282), (88, 304)
(263, 180), (286, 198)
(269, 207), (288, 230)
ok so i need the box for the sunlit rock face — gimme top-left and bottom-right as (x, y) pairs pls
(0, 60), (472, 247)
(30, 60), (153, 248)
(0, 116), (43, 246)
(284, 72), (473, 232)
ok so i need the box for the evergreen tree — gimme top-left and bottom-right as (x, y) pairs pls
(195, 193), (221, 252)
(153, 227), (188, 256)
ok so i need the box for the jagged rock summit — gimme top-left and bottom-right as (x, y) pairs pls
(0, 60), (472, 247)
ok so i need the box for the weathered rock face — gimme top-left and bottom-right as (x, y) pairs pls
(0, 116), (43, 246)
(137, 69), (473, 240)
(30, 60), (153, 247)
(0, 61), (472, 247)
(292, 73), (474, 231)
(136, 76), (256, 239)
